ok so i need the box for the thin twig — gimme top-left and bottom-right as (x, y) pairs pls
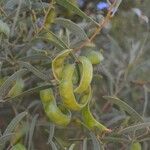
(73, 1), (118, 52)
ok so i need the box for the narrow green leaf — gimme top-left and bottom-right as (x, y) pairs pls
(89, 132), (101, 150)
(68, 143), (75, 150)
(50, 141), (58, 150)
(119, 122), (150, 134)
(47, 123), (55, 144)
(0, 20), (10, 37)
(0, 69), (27, 98)
(103, 96), (144, 122)
(83, 138), (87, 150)
(39, 30), (69, 50)
(0, 133), (14, 145)
(56, 0), (99, 26)
(1, 112), (27, 149)
(102, 136), (129, 143)
(27, 101), (40, 110)
(55, 18), (88, 41)
(4, 84), (56, 102)
(18, 61), (50, 81)
(28, 114), (39, 150)
(19, 55), (51, 62)
(3, 112), (27, 136)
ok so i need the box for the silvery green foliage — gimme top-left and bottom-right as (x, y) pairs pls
(0, 0), (150, 149)
(0, 20), (10, 37)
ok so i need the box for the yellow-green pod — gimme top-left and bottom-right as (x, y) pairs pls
(7, 78), (24, 98)
(74, 56), (93, 94)
(40, 88), (55, 103)
(40, 88), (71, 126)
(59, 64), (91, 111)
(11, 143), (26, 150)
(82, 103), (111, 133)
(45, 7), (56, 29)
(84, 50), (104, 65)
(52, 49), (72, 81)
(130, 142), (141, 150)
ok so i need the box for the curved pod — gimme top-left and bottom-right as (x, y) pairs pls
(74, 56), (93, 94)
(40, 88), (71, 126)
(52, 49), (72, 81)
(82, 103), (111, 133)
(59, 64), (91, 111)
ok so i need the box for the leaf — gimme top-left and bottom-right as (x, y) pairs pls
(106, 115), (126, 127)
(39, 30), (69, 50)
(28, 114), (39, 150)
(55, 18), (88, 41)
(68, 144), (75, 150)
(5, 0), (26, 10)
(103, 96), (144, 122)
(0, 133), (14, 145)
(102, 136), (129, 143)
(27, 100), (40, 110)
(4, 84), (56, 102)
(0, 20), (10, 37)
(1, 112), (27, 149)
(3, 112), (27, 136)
(47, 123), (55, 144)
(89, 132), (101, 150)
(82, 138), (87, 150)
(0, 69), (27, 98)
(119, 122), (150, 134)
(7, 78), (24, 98)
(56, 0), (99, 26)
(18, 61), (50, 81)
(49, 141), (58, 150)
(19, 54), (51, 62)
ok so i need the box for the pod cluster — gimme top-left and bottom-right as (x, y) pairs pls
(40, 49), (111, 133)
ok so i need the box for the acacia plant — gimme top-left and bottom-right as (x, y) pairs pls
(0, 0), (150, 149)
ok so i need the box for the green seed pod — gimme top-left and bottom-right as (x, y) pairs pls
(74, 56), (93, 94)
(82, 103), (111, 133)
(84, 50), (104, 65)
(130, 142), (141, 150)
(52, 49), (72, 81)
(45, 7), (56, 29)
(59, 64), (91, 111)
(40, 88), (71, 126)
(11, 143), (26, 150)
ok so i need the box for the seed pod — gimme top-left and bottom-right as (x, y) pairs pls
(84, 50), (104, 65)
(44, 7), (56, 29)
(74, 56), (93, 94)
(40, 88), (71, 126)
(59, 64), (91, 111)
(82, 103), (111, 133)
(11, 143), (26, 150)
(130, 142), (141, 150)
(52, 49), (72, 81)
(7, 78), (24, 98)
